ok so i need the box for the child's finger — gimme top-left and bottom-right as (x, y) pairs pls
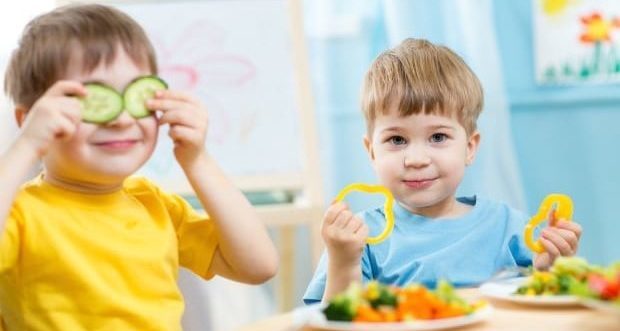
(534, 252), (552, 270)
(168, 126), (200, 144)
(47, 80), (86, 97)
(323, 202), (348, 225)
(344, 215), (363, 233)
(54, 116), (79, 141)
(555, 221), (582, 239)
(57, 98), (83, 122)
(146, 98), (188, 112)
(539, 237), (560, 258)
(356, 223), (369, 238)
(542, 229), (573, 255)
(555, 228), (579, 248)
(155, 89), (201, 104)
(332, 210), (352, 230)
(158, 109), (195, 127)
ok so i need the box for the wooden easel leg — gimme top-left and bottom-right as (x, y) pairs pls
(276, 225), (296, 312)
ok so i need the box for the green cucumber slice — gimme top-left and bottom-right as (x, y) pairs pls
(123, 75), (168, 118)
(80, 84), (123, 124)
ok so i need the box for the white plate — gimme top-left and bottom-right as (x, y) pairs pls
(303, 303), (492, 331)
(479, 277), (580, 306)
(580, 298), (620, 317)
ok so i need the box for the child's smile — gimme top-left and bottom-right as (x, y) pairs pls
(92, 138), (140, 152)
(89, 125), (145, 153)
(402, 177), (438, 190)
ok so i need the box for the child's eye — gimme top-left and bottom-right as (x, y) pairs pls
(430, 133), (448, 143)
(388, 136), (407, 145)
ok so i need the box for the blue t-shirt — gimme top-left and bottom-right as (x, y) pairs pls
(303, 196), (533, 304)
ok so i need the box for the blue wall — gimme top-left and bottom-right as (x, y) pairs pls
(494, 1), (620, 264)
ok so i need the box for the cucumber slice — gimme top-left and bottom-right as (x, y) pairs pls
(80, 83), (123, 124)
(124, 75), (168, 118)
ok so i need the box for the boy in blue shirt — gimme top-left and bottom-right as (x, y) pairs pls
(304, 38), (582, 304)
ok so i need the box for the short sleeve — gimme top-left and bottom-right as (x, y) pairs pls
(0, 207), (22, 274)
(157, 187), (219, 280)
(360, 245), (374, 282)
(302, 251), (327, 305)
(508, 208), (534, 267)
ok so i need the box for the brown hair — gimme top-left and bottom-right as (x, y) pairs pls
(361, 38), (483, 135)
(4, 4), (157, 109)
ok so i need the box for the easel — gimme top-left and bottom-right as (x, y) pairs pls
(236, 0), (325, 311)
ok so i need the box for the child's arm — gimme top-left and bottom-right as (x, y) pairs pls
(148, 91), (278, 284)
(533, 219), (582, 270)
(0, 81), (84, 232)
(320, 202), (368, 302)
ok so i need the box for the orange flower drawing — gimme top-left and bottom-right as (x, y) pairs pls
(580, 12), (614, 43)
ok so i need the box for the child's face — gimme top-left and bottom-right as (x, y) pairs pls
(43, 49), (158, 186)
(364, 109), (479, 215)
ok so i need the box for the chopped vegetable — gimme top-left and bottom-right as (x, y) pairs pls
(323, 282), (363, 321)
(515, 256), (620, 302)
(79, 75), (168, 124)
(322, 280), (484, 323)
(365, 281), (397, 308)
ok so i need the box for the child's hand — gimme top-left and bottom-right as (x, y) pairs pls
(147, 90), (208, 167)
(321, 202), (369, 267)
(17, 80), (85, 157)
(533, 219), (582, 270)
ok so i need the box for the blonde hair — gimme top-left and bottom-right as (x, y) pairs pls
(361, 38), (483, 135)
(4, 4), (157, 109)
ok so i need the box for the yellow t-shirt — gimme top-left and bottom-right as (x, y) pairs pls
(0, 175), (218, 331)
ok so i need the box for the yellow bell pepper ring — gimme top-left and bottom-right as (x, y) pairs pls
(334, 183), (395, 245)
(524, 194), (574, 253)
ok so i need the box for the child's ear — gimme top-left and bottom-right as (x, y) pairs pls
(465, 131), (481, 166)
(363, 134), (375, 161)
(14, 105), (28, 128)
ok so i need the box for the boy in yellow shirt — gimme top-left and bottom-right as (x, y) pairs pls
(0, 4), (278, 330)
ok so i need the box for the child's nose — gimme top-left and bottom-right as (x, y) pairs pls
(105, 110), (135, 127)
(403, 148), (431, 168)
